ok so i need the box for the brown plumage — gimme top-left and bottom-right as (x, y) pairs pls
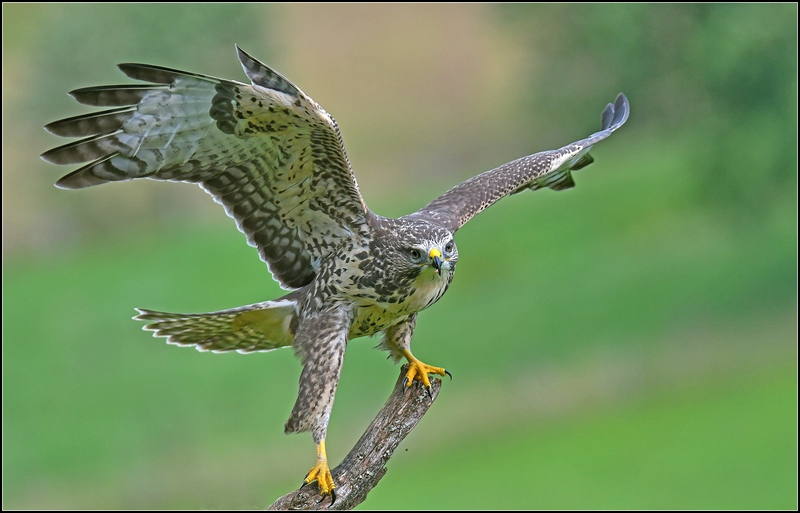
(41, 45), (629, 502)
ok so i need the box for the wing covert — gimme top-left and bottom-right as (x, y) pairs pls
(41, 46), (370, 290)
(419, 93), (630, 232)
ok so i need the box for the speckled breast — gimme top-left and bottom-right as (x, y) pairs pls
(348, 268), (452, 339)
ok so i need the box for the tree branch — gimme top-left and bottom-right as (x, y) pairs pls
(268, 364), (442, 510)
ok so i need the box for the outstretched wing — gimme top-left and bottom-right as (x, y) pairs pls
(418, 93), (630, 232)
(41, 46), (370, 290)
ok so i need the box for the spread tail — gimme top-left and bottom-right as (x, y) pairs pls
(134, 299), (297, 353)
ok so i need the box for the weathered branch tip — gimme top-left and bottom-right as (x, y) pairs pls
(267, 364), (442, 510)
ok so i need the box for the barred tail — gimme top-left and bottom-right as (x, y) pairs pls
(134, 299), (297, 354)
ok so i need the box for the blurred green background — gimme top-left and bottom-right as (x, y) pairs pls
(3, 4), (797, 509)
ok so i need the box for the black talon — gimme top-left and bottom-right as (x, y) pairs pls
(426, 386), (433, 400)
(403, 376), (410, 392)
(316, 492), (328, 504)
(300, 480), (309, 489)
(330, 488), (337, 505)
(445, 369), (452, 380)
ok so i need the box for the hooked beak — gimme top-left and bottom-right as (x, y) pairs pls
(429, 248), (448, 275)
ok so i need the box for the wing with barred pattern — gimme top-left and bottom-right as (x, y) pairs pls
(419, 93), (629, 232)
(41, 46), (370, 290)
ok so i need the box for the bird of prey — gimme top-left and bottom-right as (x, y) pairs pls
(42, 46), (629, 503)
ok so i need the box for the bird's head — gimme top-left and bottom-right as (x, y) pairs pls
(384, 218), (458, 280)
(404, 237), (457, 277)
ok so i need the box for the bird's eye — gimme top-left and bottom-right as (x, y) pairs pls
(444, 241), (455, 254)
(409, 248), (422, 261)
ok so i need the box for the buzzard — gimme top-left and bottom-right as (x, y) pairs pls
(41, 46), (629, 503)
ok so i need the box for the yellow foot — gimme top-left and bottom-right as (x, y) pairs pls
(301, 440), (336, 504)
(401, 349), (452, 398)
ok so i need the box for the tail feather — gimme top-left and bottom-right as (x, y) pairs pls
(134, 299), (297, 354)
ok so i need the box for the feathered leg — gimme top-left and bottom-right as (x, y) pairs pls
(285, 307), (351, 503)
(381, 314), (450, 398)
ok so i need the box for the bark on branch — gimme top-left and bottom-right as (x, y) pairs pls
(268, 364), (442, 510)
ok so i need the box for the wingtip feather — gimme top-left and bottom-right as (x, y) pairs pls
(234, 45), (299, 95)
(613, 93), (630, 128)
(54, 168), (110, 189)
(600, 92), (630, 131)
